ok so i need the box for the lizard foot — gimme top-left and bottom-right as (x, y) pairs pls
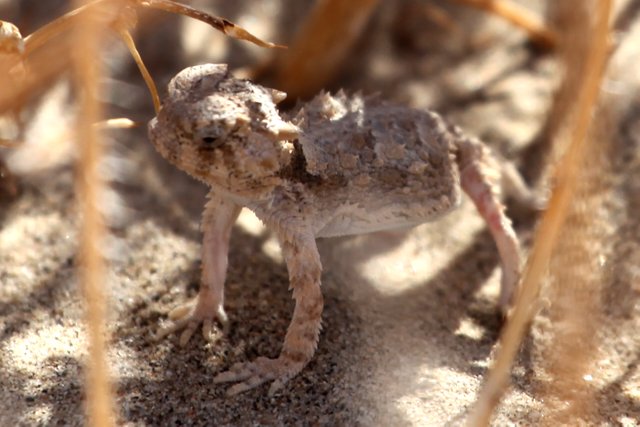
(154, 295), (229, 345)
(213, 355), (306, 396)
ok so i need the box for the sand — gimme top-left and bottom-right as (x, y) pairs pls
(1, 1), (639, 425)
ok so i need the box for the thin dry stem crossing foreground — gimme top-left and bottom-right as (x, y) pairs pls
(468, 0), (613, 424)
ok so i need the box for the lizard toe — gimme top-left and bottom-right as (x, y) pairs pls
(214, 356), (304, 396)
(154, 298), (227, 344)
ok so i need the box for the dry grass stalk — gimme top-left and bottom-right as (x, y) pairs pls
(72, 0), (115, 425)
(1, 0), (282, 118)
(268, 0), (555, 100)
(535, 3), (621, 423)
(0, 37), (71, 114)
(466, 0), (613, 425)
(115, 26), (161, 113)
(1, 1), (123, 115)
(451, 0), (557, 49)
(538, 108), (613, 425)
(22, 0), (282, 55)
(23, 0), (117, 56)
(94, 118), (139, 129)
(138, 0), (285, 49)
(520, 2), (594, 181)
(271, 0), (380, 99)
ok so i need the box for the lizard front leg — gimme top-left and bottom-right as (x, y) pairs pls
(214, 231), (323, 396)
(156, 189), (241, 345)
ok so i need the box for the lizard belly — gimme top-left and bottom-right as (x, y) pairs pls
(315, 201), (458, 238)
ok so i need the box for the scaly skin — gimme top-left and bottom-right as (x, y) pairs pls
(147, 64), (538, 395)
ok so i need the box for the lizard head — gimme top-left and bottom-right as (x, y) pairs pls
(148, 64), (298, 191)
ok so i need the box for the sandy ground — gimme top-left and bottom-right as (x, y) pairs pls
(1, 1), (639, 425)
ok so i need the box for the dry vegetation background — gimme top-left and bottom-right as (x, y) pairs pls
(0, 0), (639, 426)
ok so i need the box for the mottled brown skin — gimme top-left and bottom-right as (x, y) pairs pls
(148, 64), (537, 396)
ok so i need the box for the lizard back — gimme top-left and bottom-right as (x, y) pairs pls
(280, 92), (463, 236)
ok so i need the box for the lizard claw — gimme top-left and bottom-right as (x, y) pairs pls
(213, 356), (305, 396)
(154, 298), (229, 345)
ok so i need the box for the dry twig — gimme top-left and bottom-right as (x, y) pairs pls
(452, 0), (557, 49)
(138, 0), (285, 49)
(467, 1), (613, 425)
(72, 1), (115, 425)
(1, 0), (282, 117)
(270, 0), (379, 99)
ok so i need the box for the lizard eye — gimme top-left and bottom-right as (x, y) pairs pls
(200, 135), (225, 148)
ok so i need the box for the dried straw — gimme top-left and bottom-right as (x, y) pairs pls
(467, 1), (613, 424)
(72, 1), (116, 425)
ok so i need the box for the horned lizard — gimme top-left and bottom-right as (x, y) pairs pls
(147, 63), (538, 396)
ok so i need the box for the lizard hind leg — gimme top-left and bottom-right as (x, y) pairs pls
(456, 136), (523, 312)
